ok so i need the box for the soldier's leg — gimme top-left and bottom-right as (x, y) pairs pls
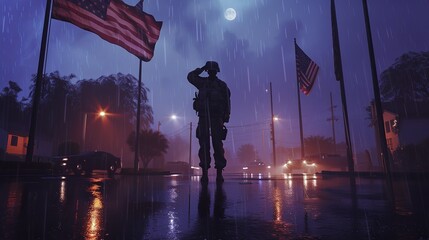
(211, 118), (227, 170)
(197, 117), (211, 170)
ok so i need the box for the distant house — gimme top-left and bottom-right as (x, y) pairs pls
(374, 101), (429, 153)
(0, 128), (53, 161)
(383, 110), (400, 152)
(6, 132), (28, 155)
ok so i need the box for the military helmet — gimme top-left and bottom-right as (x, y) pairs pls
(204, 61), (220, 72)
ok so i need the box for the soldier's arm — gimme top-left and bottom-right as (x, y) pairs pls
(187, 68), (205, 88)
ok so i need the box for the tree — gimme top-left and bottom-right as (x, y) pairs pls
(127, 129), (169, 170)
(367, 51), (429, 126)
(0, 81), (26, 131)
(24, 72), (153, 161)
(78, 73), (153, 129)
(28, 71), (77, 153)
(164, 135), (188, 163)
(236, 144), (257, 164)
(77, 73), (153, 160)
(380, 51), (429, 104)
(304, 135), (335, 156)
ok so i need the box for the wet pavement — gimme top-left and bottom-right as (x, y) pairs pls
(0, 172), (428, 240)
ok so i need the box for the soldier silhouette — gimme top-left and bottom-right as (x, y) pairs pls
(188, 61), (231, 183)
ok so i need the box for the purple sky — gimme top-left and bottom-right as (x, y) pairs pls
(1, 0), (429, 164)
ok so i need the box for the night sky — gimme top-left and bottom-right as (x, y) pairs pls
(1, 0), (429, 165)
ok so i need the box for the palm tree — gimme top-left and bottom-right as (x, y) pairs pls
(127, 129), (169, 170)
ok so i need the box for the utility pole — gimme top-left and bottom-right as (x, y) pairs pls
(269, 82), (277, 167)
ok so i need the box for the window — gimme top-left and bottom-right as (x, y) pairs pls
(10, 135), (18, 146)
(390, 119), (398, 133)
(385, 121), (391, 133)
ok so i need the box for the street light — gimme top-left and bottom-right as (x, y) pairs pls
(157, 114), (178, 132)
(82, 110), (107, 151)
(273, 116), (280, 122)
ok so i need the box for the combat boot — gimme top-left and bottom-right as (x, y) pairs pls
(216, 169), (224, 183)
(201, 169), (208, 184)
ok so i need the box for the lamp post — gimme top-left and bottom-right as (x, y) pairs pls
(157, 114), (178, 132)
(82, 110), (106, 151)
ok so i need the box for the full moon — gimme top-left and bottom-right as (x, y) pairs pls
(224, 8), (236, 21)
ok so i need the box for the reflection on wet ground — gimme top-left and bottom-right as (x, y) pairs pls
(0, 172), (428, 239)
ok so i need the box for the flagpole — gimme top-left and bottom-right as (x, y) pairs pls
(328, 92), (337, 153)
(134, 59), (142, 174)
(361, 0), (393, 195)
(294, 38), (305, 159)
(26, 0), (53, 163)
(330, 0), (354, 176)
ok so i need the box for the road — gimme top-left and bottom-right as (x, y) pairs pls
(0, 172), (428, 239)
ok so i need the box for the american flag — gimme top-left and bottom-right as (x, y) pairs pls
(52, 0), (162, 61)
(295, 42), (319, 95)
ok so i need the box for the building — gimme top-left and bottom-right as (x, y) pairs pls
(0, 129), (28, 161)
(0, 128), (53, 161)
(372, 101), (429, 155)
(6, 132), (28, 156)
(383, 110), (400, 152)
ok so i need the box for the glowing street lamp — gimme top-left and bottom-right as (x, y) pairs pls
(82, 110), (107, 151)
(157, 114), (178, 132)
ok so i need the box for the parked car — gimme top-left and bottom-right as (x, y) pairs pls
(282, 159), (318, 174)
(311, 154), (348, 171)
(53, 151), (121, 176)
(242, 161), (271, 174)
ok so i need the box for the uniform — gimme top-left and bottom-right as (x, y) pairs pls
(187, 61), (231, 183)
